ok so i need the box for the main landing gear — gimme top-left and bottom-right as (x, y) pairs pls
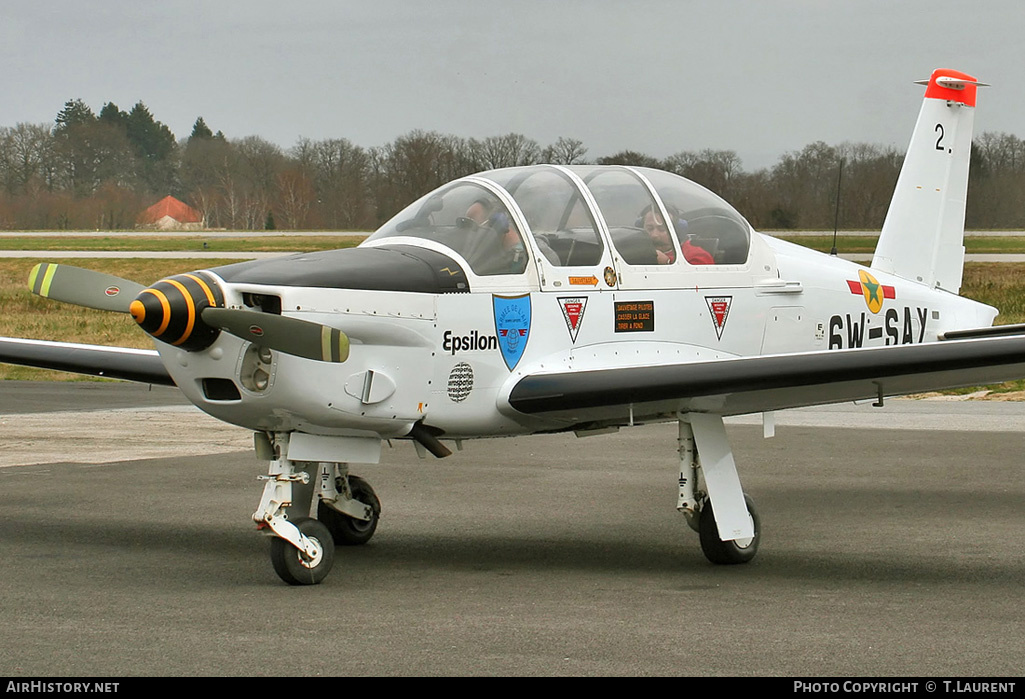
(676, 412), (761, 565)
(253, 432), (381, 585)
(253, 415), (758, 582)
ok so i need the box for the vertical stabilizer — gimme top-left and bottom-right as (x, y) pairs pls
(871, 69), (985, 293)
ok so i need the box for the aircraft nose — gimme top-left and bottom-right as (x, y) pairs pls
(130, 272), (225, 350)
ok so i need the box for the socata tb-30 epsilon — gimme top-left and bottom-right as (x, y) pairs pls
(2, 69), (1022, 585)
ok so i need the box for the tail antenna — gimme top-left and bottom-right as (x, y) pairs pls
(830, 158), (845, 257)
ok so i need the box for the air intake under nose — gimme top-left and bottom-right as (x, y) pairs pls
(129, 272), (224, 351)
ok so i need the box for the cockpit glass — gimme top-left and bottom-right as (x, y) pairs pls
(366, 182), (528, 276)
(637, 167), (752, 265)
(481, 167), (603, 267)
(570, 166), (670, 266)
(366, 165), (752, 276)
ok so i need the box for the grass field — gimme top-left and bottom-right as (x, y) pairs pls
(0, 235), (363, 253)
(777, 235), (1025, 255)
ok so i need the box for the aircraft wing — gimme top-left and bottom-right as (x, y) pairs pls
(0, 337), (174, 386)
(508, 334), (1025, 420)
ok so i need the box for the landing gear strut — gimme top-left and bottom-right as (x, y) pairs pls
(676, 413), (761, 564)
(253, 432), (381, 585)
(318, 471), (381, 545)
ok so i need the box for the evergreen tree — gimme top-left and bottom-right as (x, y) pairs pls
(98, 102), (128, 130)
(124, 102), (177, 194)
(125, 102), (175, 162)
(190, 117), (214, 141)
(54, 99), (95, 131)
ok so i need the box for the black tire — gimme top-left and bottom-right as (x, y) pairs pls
(270, 517), (335, 585)
(698, 493), (760, 565)
(317, 475), (381, 546)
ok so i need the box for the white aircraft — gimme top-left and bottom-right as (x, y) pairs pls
(2, 69), (1022, 585)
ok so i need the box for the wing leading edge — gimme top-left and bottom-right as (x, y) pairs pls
(507, 335), (1025, 421)
(0, 337), (174, 386)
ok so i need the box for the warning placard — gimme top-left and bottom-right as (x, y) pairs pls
(614, 301), (654, 333)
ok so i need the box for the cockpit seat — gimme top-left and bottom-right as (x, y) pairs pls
(609, 227), (658, 265)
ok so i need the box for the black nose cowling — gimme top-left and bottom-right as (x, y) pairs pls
(129, 272), (224, 351)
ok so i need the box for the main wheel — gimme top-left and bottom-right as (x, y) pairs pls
(317, 475), (381, 546)
(698, 493), (760, 564)
(270, 517), (335, 585)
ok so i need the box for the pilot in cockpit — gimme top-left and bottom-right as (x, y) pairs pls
(463, 199), (493, 228)
(461, 199), (528, 274)
(642, 206), (714, 265)
(641, 207), (677, 265)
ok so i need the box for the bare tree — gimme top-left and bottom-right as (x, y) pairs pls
(292, 137), (375, 228)
(0, 123), (54, 194)
(541, 137), (588, 165)
(376, 130), (464, 217)
(276, 167), (315, 229)
(595, 150), (661, 168)
(664, 149), (743, 198)
(468, 133), (542, 169)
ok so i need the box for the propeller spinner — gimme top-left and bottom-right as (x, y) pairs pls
(129, 272), (224, 351)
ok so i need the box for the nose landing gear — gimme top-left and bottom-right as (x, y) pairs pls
(269, 517), (335, 585)
(254, 432), (382, 585)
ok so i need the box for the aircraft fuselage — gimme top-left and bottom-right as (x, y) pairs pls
(159, 231), (995, 442)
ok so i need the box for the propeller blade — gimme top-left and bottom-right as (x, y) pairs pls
(201, 307), (349, 363)
(28, 263), (145, 313)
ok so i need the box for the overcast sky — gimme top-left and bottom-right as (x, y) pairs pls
(3, 1), (1023, 171)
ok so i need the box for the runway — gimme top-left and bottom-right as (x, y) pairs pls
(0, 382), (1023, 676)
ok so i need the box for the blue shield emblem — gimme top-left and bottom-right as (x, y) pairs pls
(493, 294), (531, 370)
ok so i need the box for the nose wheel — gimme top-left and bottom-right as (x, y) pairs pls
(269, 517), (336, 585)
(255, 433), (386, 585)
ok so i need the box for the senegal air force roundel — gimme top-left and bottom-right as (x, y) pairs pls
(858, 269), (884, 314)
(846, 270), (895, 314)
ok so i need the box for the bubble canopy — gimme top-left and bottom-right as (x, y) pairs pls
(364, 165), (752, 275)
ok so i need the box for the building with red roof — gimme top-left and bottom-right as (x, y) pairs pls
(138, 196), (204, 230)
